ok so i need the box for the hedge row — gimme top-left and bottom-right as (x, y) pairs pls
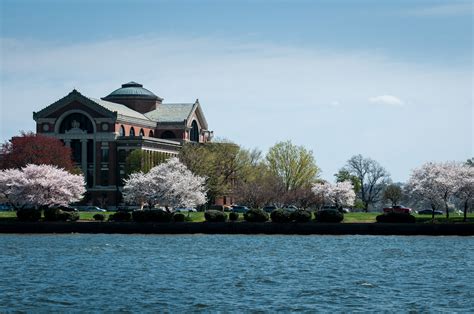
(16, 208), (79, 222)
(203, 208), (344, 223)
(109, 209), (186, 223)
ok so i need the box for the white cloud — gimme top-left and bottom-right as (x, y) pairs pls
(368, 95), (404, 107)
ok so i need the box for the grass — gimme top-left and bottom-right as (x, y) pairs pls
(1, 210), (473, 223)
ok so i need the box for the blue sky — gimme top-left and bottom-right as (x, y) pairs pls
(1, 0), (472, 182)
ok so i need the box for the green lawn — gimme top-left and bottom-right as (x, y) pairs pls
(1, 210), (473, 223)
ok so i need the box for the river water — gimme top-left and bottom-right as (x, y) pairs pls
(0, 234), (473, 312)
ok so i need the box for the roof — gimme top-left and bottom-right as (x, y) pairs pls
(89, 97), (151, 121)
(145, 103), (195, 123)
(104, 81), (161, 100)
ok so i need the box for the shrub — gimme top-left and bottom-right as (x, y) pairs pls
(173, 212), (185, 222)
(315, 209), (344, 223)
(244, 208), (269, 223)
(43, 208), (62, 221)
(16, 208), (41, 222)
(270, 209), (292, 223)
(43, 208), (79, 221)
(290, 210), (312, 223)
(93, 213), (106, 221)
(376, 212), (416, 223)
(58, 211), (79, 221)
(109, 211), (131, 222)
(204, 210), (227, 222)
(229, 212), (239, 221)
(132, 209), (172, 222)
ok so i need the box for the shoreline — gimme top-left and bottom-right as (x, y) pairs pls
(0, 221), (473, 236)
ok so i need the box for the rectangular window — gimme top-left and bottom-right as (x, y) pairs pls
(118, 150), (126, 163)
(101, 148), (109, 163)
(101, 169), (110, 186)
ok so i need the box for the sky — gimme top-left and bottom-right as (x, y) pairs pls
(0, 0), (472, 182)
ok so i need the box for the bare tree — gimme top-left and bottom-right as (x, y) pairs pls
(343, 154), (390, 212)
(383, 184), (402, 206)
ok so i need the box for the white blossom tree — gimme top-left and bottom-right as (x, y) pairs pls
(122, 171), (153, 209)
(312, 181), (356, 210)
(123, 157), (206, 211)
(0, 164), (85, 209)
(405, 161), (460, 219)
(454, 165), (474, 222)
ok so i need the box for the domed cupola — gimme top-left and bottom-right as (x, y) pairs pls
(102, 81), (163, 113)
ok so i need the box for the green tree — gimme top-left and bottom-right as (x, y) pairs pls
(466, 158), (474, 167)
(266, 140), (319, 192)
(125, 149), (169, 176)
(179, 141), (245, 205)
(334, 169), (361, 194)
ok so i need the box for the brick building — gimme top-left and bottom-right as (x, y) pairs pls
(33, 82), (213, 208)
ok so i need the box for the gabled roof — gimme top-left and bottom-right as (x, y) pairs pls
(33, 89), (152, 124)
(145, 103), (195, 123)
(33, 89), (116, 120)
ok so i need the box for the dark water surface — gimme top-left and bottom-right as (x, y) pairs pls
(0, 234), (473, 312)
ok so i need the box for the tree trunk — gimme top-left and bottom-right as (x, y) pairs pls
(464, 200), (468, 222)
(364, 202), (369, 213)
(431, 204), (436, 221)
(445, 201), (449, 219)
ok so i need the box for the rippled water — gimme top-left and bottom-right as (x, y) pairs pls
(0, 235), (473, 312)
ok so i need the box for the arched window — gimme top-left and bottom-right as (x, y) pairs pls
(149, 130), (154, 137)
(139, 129), (145, 136)
(119, 125), (125, 136)
(161, 130), (176, 139)
(58, 112), (94, 133)
(129, 127), (135, 136)
(190, 120), (199, 142)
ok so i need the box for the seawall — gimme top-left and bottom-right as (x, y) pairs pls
(0, 221), (473, 235)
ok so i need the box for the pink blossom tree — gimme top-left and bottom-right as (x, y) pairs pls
(0, 164), (86, 209)
(123, 157), (206, 211)
(405, 161), (460, 219)
(312, 181), (356, 210)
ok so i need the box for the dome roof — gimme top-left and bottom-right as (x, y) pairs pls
(104, 81), (160, 100)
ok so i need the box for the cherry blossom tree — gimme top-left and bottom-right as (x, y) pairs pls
(454, 165), (474, 222)
(405, 161), (460, 219)
(312, 181), (356, 210)
(122, 171), (153, 209)
(0, 164), (85, 209)
(123, 157), (206, 211)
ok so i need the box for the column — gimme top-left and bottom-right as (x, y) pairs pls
(80, 139), (88, 178)
(64, 139), (71, 147)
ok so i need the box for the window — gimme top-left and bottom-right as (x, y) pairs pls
(119, 125), (125, 136)
(101, 169), (109, 186)
(129, 127), (135, 136)
(190, 120), (199, 142)
(139, 129), (145, 136)
(101, 148), (109, 163)
(149, 130), (154, 137)
(58, 112), (94, 133)
(118, 150), (126, 163)
(161, 130), (176, 139)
